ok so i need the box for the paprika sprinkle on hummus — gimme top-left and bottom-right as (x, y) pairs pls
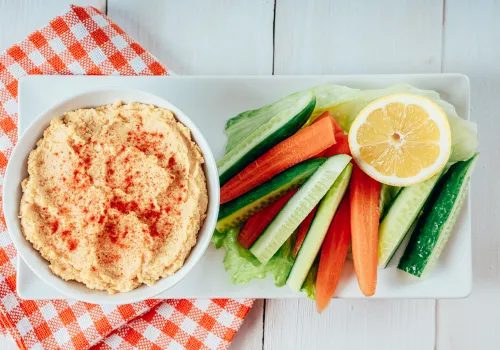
(19, 102), (208, 294)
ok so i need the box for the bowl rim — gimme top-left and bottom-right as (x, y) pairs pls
(3, 88), (220, 304)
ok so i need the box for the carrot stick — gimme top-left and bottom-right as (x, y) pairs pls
(316, 196), (351, 312)
(220, 116), (336, 203)
(238, 189), (297, 248)
(350, 164), (380, 296)
(316, 111), (343, 134)
(293, 206), (318, 258)
(310, 121), (335, 158)
(324, 133), (351, 157)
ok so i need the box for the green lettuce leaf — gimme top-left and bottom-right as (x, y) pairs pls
(433, 98), (478, 163)
(303, 84), (360, 128)
(266, 230), (296, 287)
(300, 260), (318, 300)
(221, 227), (266, 283)
(211, 229), (227, 249)
(213, 227), (295, 286)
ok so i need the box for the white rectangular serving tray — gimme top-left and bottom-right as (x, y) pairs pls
(17, 74), (472, 300)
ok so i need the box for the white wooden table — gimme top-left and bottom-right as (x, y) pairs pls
(0, 1), (497, 349)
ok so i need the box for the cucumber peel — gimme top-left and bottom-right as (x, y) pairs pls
(250, 155), (352, 264)
(398, 153), (478, 278)
(287, 163), (352, 292)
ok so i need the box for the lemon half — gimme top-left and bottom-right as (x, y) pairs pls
(348, 94), (451, 186)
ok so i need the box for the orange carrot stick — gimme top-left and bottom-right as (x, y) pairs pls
(350, 164), (380, 296)
(311, 113), (337, 158)
(315, 196), (351, 312)
(238, 189), (298, 248)
(293, 206), (318, 258)
(220, 116), (336, 204)
(309, 117), (334, 159)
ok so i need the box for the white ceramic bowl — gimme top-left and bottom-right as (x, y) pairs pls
(3, 89), (220, 304)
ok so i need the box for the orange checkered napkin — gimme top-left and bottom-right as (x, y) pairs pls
(0, 5), (253, 350)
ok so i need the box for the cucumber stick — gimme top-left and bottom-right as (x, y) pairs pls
(378, 173), (441, 268)
(218, 91), (316, 185)
(287, 163), (353, 292)
(250, 155), (352, 264)
(216, 158), (325, 232)
(398, 154), (478, 278)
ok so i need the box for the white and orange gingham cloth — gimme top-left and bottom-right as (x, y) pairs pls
(0, 5), (253, 350)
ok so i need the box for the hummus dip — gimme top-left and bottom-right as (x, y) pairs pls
(20, 102), (208, 293)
